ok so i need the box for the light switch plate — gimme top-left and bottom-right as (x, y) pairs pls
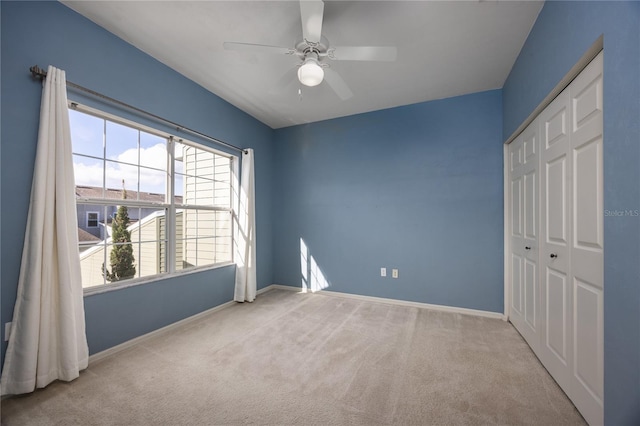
(381, 268), (387, 277)
(392, 269), (399, 278)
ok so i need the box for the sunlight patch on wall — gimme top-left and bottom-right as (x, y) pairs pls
(300, 238), (309, 292)
(300, 237), (330, 292)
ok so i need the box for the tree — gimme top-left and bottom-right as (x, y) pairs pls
(103, 180), (136, 281)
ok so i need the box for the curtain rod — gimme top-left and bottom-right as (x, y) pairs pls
(29, 65), (247, 155)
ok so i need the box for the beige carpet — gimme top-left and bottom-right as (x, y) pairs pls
(1, 288), (585, 425)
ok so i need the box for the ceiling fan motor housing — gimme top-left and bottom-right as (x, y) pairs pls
(295, 37), (330, 60)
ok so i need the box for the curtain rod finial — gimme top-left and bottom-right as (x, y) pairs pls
(30, 65), (46, 79)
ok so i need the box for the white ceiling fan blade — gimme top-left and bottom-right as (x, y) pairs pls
(330, 46), (397, 62)
(223, 42), (292, 55)
(300, 0), (324, 44)
(268, 67), (299, 95)
(323, 69), (353, 101)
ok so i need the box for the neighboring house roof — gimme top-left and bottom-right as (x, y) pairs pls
(75, 185), (183, 203)
(78, 228), (100, 243)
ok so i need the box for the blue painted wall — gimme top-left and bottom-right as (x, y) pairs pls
(3, 2), (637, 423)
(0, 1), (274, 367)
(503, 2), (640, 424)
(84, 265), (236, 354)
(273, 90), (504, 313)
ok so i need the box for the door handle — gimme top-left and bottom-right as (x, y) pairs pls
(525, 246), (531, 250)
(550, 253), (558, 259)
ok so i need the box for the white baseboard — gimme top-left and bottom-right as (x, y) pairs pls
(256, 285), (277, 295)
(88, 299), (237, 364)
(263, 284), (506, 320)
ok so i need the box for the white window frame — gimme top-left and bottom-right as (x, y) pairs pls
(86, 211), (99, 228)
(70, 102), (238, 295)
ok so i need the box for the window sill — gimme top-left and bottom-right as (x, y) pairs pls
(82, 261), (236, 297)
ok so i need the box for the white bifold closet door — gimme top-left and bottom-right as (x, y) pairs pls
(509, 120), (540, 355)
(508, 52), (603, 426)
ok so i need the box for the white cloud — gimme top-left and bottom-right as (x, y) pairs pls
(73, 162), (103, 188)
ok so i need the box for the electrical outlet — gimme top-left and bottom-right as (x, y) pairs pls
(4, 322), (12, 342)
(392, 269), (399, 278)
(380, 267), (387, 277)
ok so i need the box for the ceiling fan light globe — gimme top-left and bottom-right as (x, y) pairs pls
(298, 60), (324, 87)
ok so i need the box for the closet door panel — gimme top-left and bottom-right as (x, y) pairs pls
(510, 136), (524, 318)
(508, 122), (539, 353)
(546, 268), (568, 362)
(540, 90), (573, 393)
(569, 52), (604, 426)
(524, 258), (536, 329)
(521, 124), (539, 345)
(574, 278), (602, 396)
(511, 253), (522, 315)
(546, 156), (568, 245)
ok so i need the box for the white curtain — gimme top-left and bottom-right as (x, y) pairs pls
(234, 149), (257, 302)
(1, 66), (89, 395)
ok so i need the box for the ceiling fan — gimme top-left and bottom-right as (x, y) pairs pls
(223, 0), (397, 100)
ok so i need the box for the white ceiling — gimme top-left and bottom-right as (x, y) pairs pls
(62, 1), (543, 129)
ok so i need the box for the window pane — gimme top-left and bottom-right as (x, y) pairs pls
(181, 144), (214, 177)
(135, 207), (166, 243)
(176, 210), (231, 269)
(76, 204), (106, 241)
(106, 121), (138, 162)
(70, 109), (104, 158)
(177, 238), (220, 269)
(103, 243), (137, 282)
(213, 181), (231, 207)
(180, 174), (214, 206)
(186, 237), (216, 267)
(175, 173), (184, 199)
(174, 142), (230, 208)
(105, 161), (139, 199)
(138, 242), (162, 278)
(175, 238), (186, 271)
(174, 142), (185, 175)
(139, 167), (166, 200)
(215, 211), (232, 262)
(73, 155), (103, 190)
(213, 154), (231, 184)
(79, 240), (107, 289)
(140, 132), (167, 170)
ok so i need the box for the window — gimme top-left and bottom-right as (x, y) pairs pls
(70, 104), (234, 290)
(86, 212), (99, 228)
